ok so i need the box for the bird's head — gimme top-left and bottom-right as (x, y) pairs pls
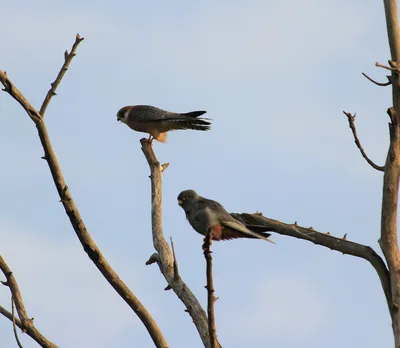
(116, 106), (131, 124)
(177, 189), (200, 208)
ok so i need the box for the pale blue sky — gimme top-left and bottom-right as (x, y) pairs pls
(0, 1), (394, 347)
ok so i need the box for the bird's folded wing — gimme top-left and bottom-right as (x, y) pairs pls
(221, 220), (275, 244)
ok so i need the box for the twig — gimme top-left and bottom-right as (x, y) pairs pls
(161, 163), (170, 173)
(12, 296), (24, 348)
(362, 72), (391, 86)
(141, 139), (222, 348)
(0, 36), (168, 348)
(170, 237), (180, 281)
(232, 213), (392, 310)
(376, 61), (399, 71)
(343, 111), (385, 171)
(0, 256), (57, 347)
(203, 229), (218, 348)
(40, 34), (84, 116)
(0, 304), (23, 330)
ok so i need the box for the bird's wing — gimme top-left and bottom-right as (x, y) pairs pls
(133, 106), (208, 122)
(201, 197), (227, 212)
(220, 220), (275, 243)
(200, 197), (275, 243)
(131, 105), (170, 121)
(187, 201), (218, 236)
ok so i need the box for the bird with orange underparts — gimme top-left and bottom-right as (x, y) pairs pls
(177, 189), (275, 243)
(117, 105), (211, 143)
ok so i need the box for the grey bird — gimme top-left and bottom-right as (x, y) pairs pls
(177, 189), (275, 243)
(117, 105), (211, 143)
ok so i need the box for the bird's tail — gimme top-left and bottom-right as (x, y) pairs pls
(175, 119), (211, 131)
(180, 110), (207, 118)
(165, 114), (211, 131)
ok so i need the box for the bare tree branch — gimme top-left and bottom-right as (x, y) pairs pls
(39, 34), (84, 116)
(0, 36), (168, 348)
(362, 72), (391, 86)
(170, 237), (180, 281)
(343, 111), (385, 171)
(376, 61), (400, 71)
(0, 304), (22, 330)
(203, 230), (218, 348)
(0, 71), (41, 124)
(0, 256), (57, 348)
(141, 139), (222, 348)
(233, 213), (392, 310)
(12, 296), (24, 348)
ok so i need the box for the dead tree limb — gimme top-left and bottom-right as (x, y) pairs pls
(343, 111), (385, 171)
(0, 256), (57, 348)
(40, 34), (84, 116)
(376, 61), (399, 71)
(0, 35), (168, 348)
(0, 304), (22, 331)
(141, 139), (222, 348)
(11, 296), (24, 348)
(203, 230), (218, 348)
(233, 213), (392, 311)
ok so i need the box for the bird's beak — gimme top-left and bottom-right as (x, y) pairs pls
(177, 199), (183, 205)
(117, 117), (121, 122)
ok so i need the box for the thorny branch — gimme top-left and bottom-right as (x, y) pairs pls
(343, 111), (385, 171)
(0, 256), (57, 348)
(141, 139), (222, 348)
(203, 230), (218, 348)
(0, 35), (168, 348)
(233, 213), (392, 310)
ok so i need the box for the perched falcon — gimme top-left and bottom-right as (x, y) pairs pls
(117, 105), (211, 143)
(177, 189), (275, 243)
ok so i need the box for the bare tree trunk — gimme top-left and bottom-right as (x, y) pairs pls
(381, 1), (400, 346)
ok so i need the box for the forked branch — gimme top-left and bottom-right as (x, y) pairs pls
(141, 139), (222, 348)
(343, 111), (385, 171)
(0, 256), (57, 348)
(0, 35), (168, 348)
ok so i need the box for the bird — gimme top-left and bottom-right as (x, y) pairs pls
(116, 105), (211, 143)
(177, 189), (275, 243)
